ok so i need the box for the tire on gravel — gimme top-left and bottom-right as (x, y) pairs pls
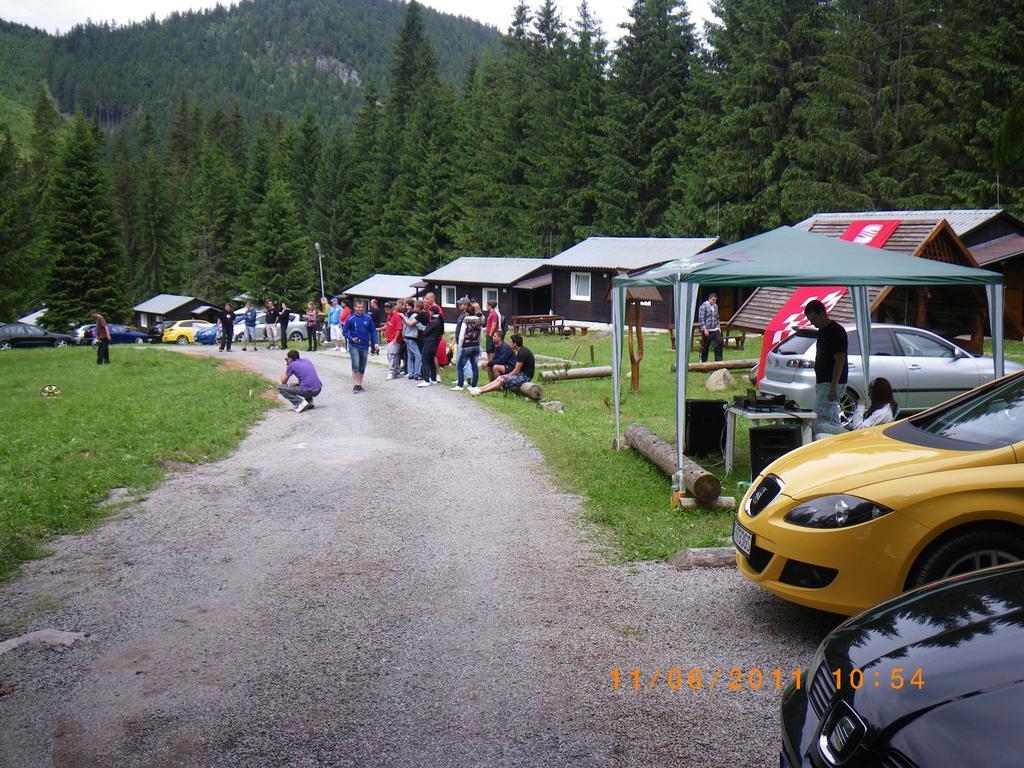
(908, 526), (1024, 588)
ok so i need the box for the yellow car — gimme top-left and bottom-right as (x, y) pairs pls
(161, 319), (212, 344)
(734, 370), (1024, 615)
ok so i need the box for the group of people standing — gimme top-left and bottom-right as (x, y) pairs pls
(216, 299), (295, 353)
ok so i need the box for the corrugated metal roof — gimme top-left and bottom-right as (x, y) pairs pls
(344, 273), (423, 298)
(548, 237), (720, 270)
(132, 294), (196, 314)
(514, 272), (553, 290)
(729, 287), (886, 332)
(971, 234), (1024, 266)
(795, 210), (1004, 237)
(423, 257), (548, 285)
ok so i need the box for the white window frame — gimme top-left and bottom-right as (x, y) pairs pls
(570, 271), (591, 302)
(441, 285), (457, 307)
(482, 287), (499, 306)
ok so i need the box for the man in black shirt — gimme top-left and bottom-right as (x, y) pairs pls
(265, 300), (280, 350)
(218, 303), (236, 352)
(470, 334), (534, 396)
(804, 299), (847, 428)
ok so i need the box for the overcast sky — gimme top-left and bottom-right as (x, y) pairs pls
(2, 0), (717, 41)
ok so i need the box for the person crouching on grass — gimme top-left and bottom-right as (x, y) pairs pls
(470, 334), (534, 397)
(343, 299), (379, 394)
(279, 350), (322, 413)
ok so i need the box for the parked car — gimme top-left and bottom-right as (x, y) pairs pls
(232, 312), (307, 343)
(194, 325), (220, 345)
(758, 323), (1023, 424)
(77, 323), (151, 345)
(781, 562), (1024, 767)
(161, 319), (213, 344)
(735, 369), (1024, 615)
(0, 322), (75, 349)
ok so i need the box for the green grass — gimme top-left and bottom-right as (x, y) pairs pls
(0, 346), (274, 579)
(449, 331), (763, 561)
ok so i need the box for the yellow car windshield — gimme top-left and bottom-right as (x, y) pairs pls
(913, 375), (1024, 447)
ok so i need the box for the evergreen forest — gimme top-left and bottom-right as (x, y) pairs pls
(1, 0), (1022, 328)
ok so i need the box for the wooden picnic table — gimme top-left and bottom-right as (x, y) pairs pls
(509, 314), (566, 335)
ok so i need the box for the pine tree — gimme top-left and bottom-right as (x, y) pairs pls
(44, 112), (127, 329)
(0, 125), (38, 319)
(185, 139), (241, 301)
(111, 134), (140, 297)
(285, 108), (322, 227)
(247, 177), (312, 302)
(311, 124), (354, 293)
(135, 111), (177, 296)
(597, 0), (701, 235)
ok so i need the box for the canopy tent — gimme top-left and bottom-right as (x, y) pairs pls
(609, 226), (1005, 487)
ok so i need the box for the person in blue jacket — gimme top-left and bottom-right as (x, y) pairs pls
(343, 299), (380, 394)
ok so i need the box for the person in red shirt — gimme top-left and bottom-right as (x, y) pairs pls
(484, 299), (501, 363)
(384, 302), (404, 380)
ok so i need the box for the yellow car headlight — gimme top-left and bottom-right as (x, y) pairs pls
(784, 494), (892, 529)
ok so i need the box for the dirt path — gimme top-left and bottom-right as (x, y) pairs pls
(0, 346), (839, 767)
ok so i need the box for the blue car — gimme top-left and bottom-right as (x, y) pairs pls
(194, 325), (220, 345)
(76, 323), (152, 345)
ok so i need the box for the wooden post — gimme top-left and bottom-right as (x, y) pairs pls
(541, 365), (613, 381)
(673, 358), (758, 373)
(627, 300), (644, 394)
(624, 423), (721, 502)
(519, 381), (543, 401)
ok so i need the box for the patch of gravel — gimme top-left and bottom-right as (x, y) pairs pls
(0, 346), (841, 767)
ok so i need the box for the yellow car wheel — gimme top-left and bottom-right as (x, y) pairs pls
(176, 335), (189, 344)
(907, 525), (1024, 588)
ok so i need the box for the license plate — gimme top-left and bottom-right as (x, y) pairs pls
(733, 518), (753, 558)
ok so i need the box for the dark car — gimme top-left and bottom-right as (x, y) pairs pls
(78, 323), (151, 345)
(0, 323), (76, 349)
(781, 562), (1024, 767)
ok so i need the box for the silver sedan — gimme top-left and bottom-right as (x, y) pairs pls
(758, 323), (1023, 422)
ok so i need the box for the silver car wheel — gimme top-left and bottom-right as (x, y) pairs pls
(838, 389), (858, 428)
(943, 549), (1020, 578)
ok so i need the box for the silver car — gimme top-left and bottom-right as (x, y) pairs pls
(232, 312), (307, 343)
(758, 323), (1023, 422)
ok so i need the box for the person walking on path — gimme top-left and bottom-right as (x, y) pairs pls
(698, 292), (723, 363)
(343, 299), (380, 394)
(278, 349), (322, 413)
(305, 301), (321, 352)
(89, 309), (111, 365)
(804, 299), (848, 430)
(241, 302), (259, 351)
(278, 302), (291, 350)
(470, 334), (534, 396)
(265, 300), (280, 350)
(384, 302), (404, 380)
(452, 314), (482, 391)
(218, 302), (236, 352)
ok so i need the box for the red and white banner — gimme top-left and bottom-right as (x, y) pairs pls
(757, 287), (847, 385)
(839, 219), (900, 247)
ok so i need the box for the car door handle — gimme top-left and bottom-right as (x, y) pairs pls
(908, 364), (922, 371)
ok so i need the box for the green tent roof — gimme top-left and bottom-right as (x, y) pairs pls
(612, 226), (1002, 288)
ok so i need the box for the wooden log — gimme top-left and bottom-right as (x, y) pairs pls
(674, 496), (736, 510)
(671, 358), (759, 373)
(624, 423), (721, 502)
(541, 365), (613, 381)
(519, 381), (543, 401)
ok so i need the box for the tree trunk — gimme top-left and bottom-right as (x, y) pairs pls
(519, 382), (543, 401)
(541, 366), (613, 381)
(673, 358), (758, 373)
(624, 423), (721, 502)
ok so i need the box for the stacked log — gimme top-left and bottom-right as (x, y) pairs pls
(623, 423), (721, 503)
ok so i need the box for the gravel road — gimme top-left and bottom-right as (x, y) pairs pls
(0, 345), (841, 767)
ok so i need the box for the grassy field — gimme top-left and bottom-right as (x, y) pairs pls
(0, 346), (274, 579)
(448, 331), (763, 561)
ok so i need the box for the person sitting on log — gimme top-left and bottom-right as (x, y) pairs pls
(483, 329), (516, 381)
(471, 334), (534, 397)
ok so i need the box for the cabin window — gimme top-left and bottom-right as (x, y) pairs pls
(483, 287), (499, 306)
(570, 272), (591, 302)
(441, 286), (457, 307)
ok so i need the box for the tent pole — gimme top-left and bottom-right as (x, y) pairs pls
(611, 284), (624, 446)
(674, 283), (696, 489)
(850, 286), (872, 393)
(986, 284), (1005, 378)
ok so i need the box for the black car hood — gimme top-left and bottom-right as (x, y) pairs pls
(823, 565), (1024, 739)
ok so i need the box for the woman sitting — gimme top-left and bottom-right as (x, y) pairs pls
(816, 377), (899, 437)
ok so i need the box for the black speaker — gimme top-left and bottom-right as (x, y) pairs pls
(750, 425), (803, 481)
(685, 399), (727, 456)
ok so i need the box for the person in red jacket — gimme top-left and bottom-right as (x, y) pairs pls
(384, 302), (404, 380)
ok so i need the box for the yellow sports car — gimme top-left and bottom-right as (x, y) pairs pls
(161, 319), (212, 344)
(734, 370), (1024, 615)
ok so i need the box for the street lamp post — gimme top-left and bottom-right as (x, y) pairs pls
(314, 241), (326, 300)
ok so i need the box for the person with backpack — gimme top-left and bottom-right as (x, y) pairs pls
(451, 314), (482, 391)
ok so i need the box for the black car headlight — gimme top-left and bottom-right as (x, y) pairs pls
(785, 495), (892, 529)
